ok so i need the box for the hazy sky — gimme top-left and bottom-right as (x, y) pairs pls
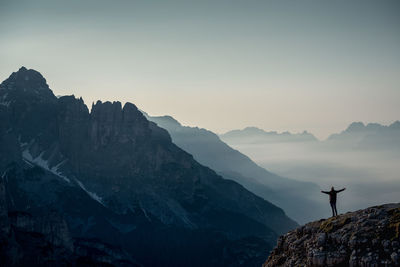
(1, 0), (399, 139)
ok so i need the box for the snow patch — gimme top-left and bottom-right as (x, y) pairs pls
(0, 101), (11, 107)
(23, 159), (34, 167)
(19, 138), (29, 148)
(139, 202), (152, 222)
(22, 149), (70, 183)
(165, 199), (195, 228)
(1, 170), (8, 179)
(1, 93), (10, 107)
(20, 141), (28, 147)
(75, 179), (104, 206)
(50, 159), (67, 174)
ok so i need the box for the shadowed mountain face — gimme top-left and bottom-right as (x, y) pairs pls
(146, 115), (325, 224)
(0, 67), (297, 266)
(0, 179), (138, 267)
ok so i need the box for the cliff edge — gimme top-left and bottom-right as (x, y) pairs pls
(263, 203), (400, 266)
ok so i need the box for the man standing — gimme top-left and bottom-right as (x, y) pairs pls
(321, 187), (346, 217)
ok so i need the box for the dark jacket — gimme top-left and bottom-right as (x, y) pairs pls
(321, 188), (345, 203)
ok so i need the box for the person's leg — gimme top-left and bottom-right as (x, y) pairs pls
(330, 203), (335, 217)
(334, 203), (338, 216)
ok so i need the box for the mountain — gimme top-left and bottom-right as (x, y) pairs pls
(327, 121), (400, 150)
(263, 203), (400, 266)
(0, 67), (297, 266)
(146, 115), (325, 224)
(221, 127), (318, 144)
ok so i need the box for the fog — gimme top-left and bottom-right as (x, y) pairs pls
(220, 140), (400, 219)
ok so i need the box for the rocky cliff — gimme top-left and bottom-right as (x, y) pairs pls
(263, 203), (400, 266)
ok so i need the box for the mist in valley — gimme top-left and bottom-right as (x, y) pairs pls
(221, 125), (400, 219)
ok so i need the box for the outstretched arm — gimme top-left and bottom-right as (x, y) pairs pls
(336, 188), (346, 193)
(321, 191), (329, 194)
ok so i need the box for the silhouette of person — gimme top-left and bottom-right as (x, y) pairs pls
(321, 186), (345, 217)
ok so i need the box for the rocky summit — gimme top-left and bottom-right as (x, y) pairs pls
(263, 203), (400, 266)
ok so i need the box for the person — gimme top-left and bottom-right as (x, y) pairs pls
(321, 186), (346, 217)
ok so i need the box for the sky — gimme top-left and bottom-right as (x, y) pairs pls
(1, 0), (399, 139)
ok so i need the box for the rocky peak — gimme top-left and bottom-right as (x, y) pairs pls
(0, 66), (56, 105)
(1, 66), (50, 91)
(58, 95), (89, 117)
(89, 100), (150, 148)
(263, 203), (400, 266)
(146, 115), (182, 129)
(346, 122), (366, 132)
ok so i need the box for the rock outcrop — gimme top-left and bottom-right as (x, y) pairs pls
(263, 203), (400, 266)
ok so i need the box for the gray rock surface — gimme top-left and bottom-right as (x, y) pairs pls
(263, 203), (400, 266)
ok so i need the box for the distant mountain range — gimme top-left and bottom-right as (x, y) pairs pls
(327, 121), (400, 150)
(0, 67), (297, 266)
(220, 127), (318, 144)
(220, 122), (400, 150)
(146, 115), (325, 224)
(220, 122), (400, 218)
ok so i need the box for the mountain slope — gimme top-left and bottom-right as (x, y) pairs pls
(146, 115), (325, 223)
(263, 203), (400, 266)
(0, 179), (137, 266)
(0, 67), (297, 266)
